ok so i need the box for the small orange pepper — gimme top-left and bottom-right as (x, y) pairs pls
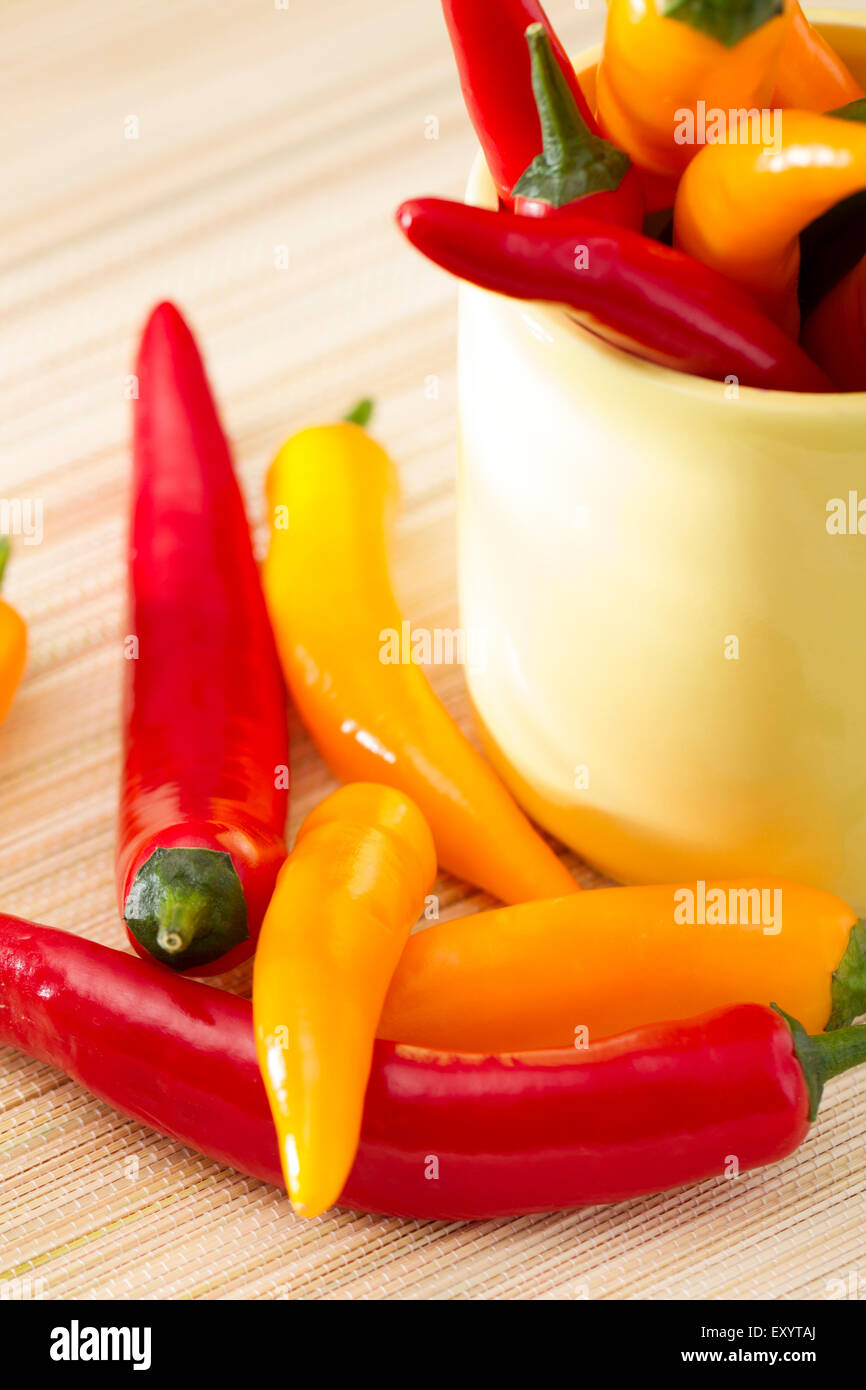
(253, 782), (436, 1217)
(0, 539), (27, 725)
(772, 1), (863, 110)
(674, 109), (866, 335)
(379, 879), (864, 1052)
(595, 0), (790, 181)
(262, 409), (576, 904)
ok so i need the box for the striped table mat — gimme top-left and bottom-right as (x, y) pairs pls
(1, 0), (864, 1299)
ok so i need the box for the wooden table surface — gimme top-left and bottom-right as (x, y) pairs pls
(1, 0), (865, 1300)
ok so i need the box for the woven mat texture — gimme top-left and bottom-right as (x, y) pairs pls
(1, 0), (865, 1300)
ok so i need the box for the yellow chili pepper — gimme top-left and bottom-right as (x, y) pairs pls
(253, 782), (436, 1217)
(379, 879), (864, 1052)
(674, 109), (866, 335)
(595, 0), (790, 180)
(772, 1), (863, 110)
(262, 410), (577, 904)
(0, 539), (27, 726)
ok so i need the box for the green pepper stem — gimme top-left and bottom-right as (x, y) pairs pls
(810, 1025), (866, 1083)
(660, 0), (782, 49)
(774, 1005), (866, 1121)
(155, 887), (212, 955)
(827, 919), (866, 1029)
(343, 398), (374, 427)
(525, 22), (593, 174)
(512, 25), (630, 206)
(829, 98), (866, 123)
(0, 537), (10, 589)
(124, 846), (248, 971)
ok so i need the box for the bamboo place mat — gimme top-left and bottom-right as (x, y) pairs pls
(2, 0), (866, 1302)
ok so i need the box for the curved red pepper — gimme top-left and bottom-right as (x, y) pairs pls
(4, 915), (864, 1220)
(801, 255), (866, 391)
(441, 0), (598, 202)
(117, 303), (288, 976)
(511, 24), (644, 232)
(396, 197), (832, 394)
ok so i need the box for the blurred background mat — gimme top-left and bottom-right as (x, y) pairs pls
(1, 0), (865, 1300)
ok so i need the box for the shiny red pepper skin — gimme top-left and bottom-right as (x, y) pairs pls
(0, 916), (816, 1221)
(801, 255), (866, 392)
(441, 0), (598, 202)
(117, 303), (288, 976)
(396, 197), (833, 394)
(513, 182), (644, 232)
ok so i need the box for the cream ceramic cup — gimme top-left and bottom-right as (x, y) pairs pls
(457, 11), (866, 908)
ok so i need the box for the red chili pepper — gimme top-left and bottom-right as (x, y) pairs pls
(117, 303), (288, 976)
(798, 101), (866, 328)
(511, 24), (644, 231)
(801, 254), (866, 391)
(441, 0), (597, 203)
(396, 197), (832, 393)
(3, 915), (865, 1221)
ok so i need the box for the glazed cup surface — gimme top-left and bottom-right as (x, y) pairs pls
(457, 10), (866, 906)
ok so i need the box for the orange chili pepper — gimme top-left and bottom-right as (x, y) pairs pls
(772, 1), (863, 110)
(674, 109), (866, 335)
(0, 539), (27, 726)
(801, 252), (866, 390)
(253, 783), (436, 1217)
(595, 0), (790, 181)
(262, 409), (577, 904)
(379, 880), (865, 1051)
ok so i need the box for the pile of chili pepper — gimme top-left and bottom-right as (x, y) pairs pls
(393, 0), (866, 392)
(5, 911), (866, 1219)
(5, 0), (866, 1226)
(4, 327), (866, 1220)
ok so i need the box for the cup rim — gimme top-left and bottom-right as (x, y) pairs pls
(464, 6), (866, 411)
